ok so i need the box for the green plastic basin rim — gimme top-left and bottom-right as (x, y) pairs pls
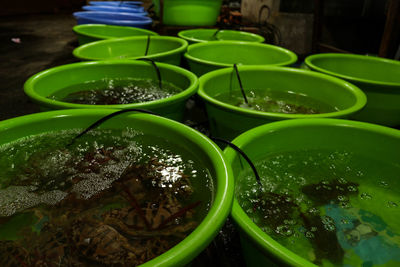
(73, 36), (188, 61)
(72, 24), (159, 40)
(184, 41), (298, 68)
(198, 65), (367, 120)
(0, 109), (234, 267)
(24, 60), (198, 110)
(305, 53), (400, 87)
(177, 29), (265, 43)
(225, 118), (400, 267)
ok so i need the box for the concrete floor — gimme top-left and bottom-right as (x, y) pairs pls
(0, 14), (79, 121)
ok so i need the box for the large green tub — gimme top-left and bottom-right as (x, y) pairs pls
(225, 118), (400, 266)
(198, 65), (366, 140)
(73, 24), (158, 45)
(24, 60), (198, 121)
(73, 36), (188, 66)
(153, 0), (222, 26)
(178, 29), (265, 44)
(0, 109), (233, 266)
(305, 53), (400, 127)
(185, 41), (298, 76)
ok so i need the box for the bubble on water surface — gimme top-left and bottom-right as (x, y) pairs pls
(387, 201), (398, 208)
(360, 192), (373, 200)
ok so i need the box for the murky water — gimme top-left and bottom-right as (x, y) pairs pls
(49, 78), (182, 105)
(236, 150), (400, 266)
(214, 89), (337, 114)
(0, 128), (213, 266)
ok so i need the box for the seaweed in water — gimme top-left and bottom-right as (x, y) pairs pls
(300, 212), (344, 265)
(253, 192), (300, 236)
(253, 177), (359, 264)
(301, 178), (359, 206)
(253, 191), (345, 264)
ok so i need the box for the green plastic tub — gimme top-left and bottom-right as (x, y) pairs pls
(224, 118), (400, 266)
(0, 109), (233, 267)
(73, 24), (158, 45)
(185, 41), (298, 76)
(178, 29), (265, 44)
(153, 0), (222, 26)
(73, 36), (188, 66)
(198, 65), (367, 140)
(305, 53), (400, 127)
(24, 60), (198, 121)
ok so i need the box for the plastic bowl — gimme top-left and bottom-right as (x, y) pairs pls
(73, 36), (188, 66)
(153, 0), (222, 26)
(178, 29), (265, 44)
(24, 60), (198, 121)
(89, 1), (143, 7)
(198, 65), (367, 140)
(305, 53), (400, 127)
(73, 24), (158, 45)
(73, 11), (152, 28)
(185, 41), (298, 76)
(0, 109), (233, 267)
(225, 118), (400, 266)
(82, 5), (147, 16)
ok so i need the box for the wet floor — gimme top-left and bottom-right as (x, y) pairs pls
(0, 14), (79, 121)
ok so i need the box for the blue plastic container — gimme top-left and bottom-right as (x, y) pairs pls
(82, 5), (146, 15)
(89, 1), (142, 7)
(73, 11), (152, 28)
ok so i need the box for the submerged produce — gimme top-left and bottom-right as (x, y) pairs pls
(49, 78), (182, 105)
(236, 150), (400, 266)
(214, 89), (337, 114)
(0, 128), (212, 266)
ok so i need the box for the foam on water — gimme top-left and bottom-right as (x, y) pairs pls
(49, 78), (182, 105)
(0, 186), (68, 217)
(0, 128), (213, 219)
(214, 88), (338, 114)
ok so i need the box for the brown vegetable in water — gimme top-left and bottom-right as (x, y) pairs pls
(0, 150), (202, 266)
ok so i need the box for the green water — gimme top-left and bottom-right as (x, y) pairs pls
(0, 128), (213, 266)
(49, 78), (182, 105)
(236, 150), (400, 266)
(214, 89), (338, 114)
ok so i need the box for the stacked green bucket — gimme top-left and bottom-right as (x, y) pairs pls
(225, 118), (400, 266)
(198, 65), (367, 140)
(305, 53), (400, 127)
(10, 1), (400, 265)
(24, 60), (198, 121)
(73, 24), (159, 45)
(73, 36), (188, 66)
(152, 0), (223, 26)
(178, 29), (265, 44)
(0, 109), (234, 266)
(185, 41), (298, 76)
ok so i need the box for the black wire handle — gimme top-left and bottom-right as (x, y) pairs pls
(146, 3), (155, 12)
(211, 29), (223, 40)
(233, 64), (248, 104)
(67, 108), (158, 147)
(258, 4), (271, 24)
(144, 35), (151, 56)
(137, 58), (162, 90)
(257, 4), (281, 45)
(211, 137), (262, 188)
